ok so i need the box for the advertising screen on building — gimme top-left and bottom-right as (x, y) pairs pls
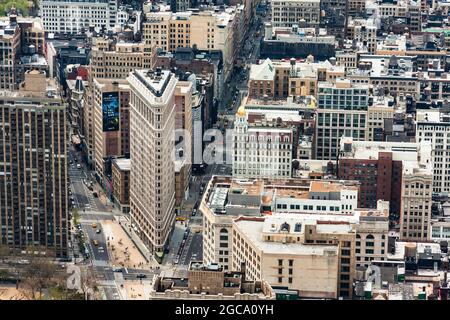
(102, 92), (120, 132)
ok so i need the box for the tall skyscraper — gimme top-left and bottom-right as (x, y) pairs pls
(127, 68), (177, 256)
(0, 70), (68, 257)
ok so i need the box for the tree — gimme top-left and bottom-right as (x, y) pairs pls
(18, 246), (58, 299)
(79, 265), (99, 300)
(0, 0), (30, 16)
(0, 244), (11, 262)
(72, 209), (80, 227)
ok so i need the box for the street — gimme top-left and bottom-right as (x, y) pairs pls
(181, 233), (203, 265)
(68, 146), (109, 213)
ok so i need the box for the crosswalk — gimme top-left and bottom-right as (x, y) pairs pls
(68, 167), (86, 182)
(86, 191), (98, 211)
(69, 166), (99, 211)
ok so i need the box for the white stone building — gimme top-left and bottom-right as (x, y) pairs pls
(127, 69), (177, 254)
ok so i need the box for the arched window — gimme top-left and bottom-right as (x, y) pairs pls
(366, 234), (374, 240)
(280, 222), (290, 232)
(356, 234), (361, 239)
(220, 228), (228, 234)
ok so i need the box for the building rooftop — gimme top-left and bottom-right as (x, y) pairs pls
(204, 176), (361, 216)
(265, 26), (335, 44)
(244, 95), (317, 111)
(353, 54), (416, 79)
(339, 137), (433, 176)
(114, 158), (131, 171)
(249, 58), (275, 81)
(309, 180), (358, 193)
(417, 109), (450, 124)
(131, 68), (173, 98)
(234, 217), (340, 256)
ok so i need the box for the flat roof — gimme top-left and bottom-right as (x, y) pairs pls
(309, 180), (358, 193)
(132, 69), (172, 98)
(234, 218), (339, 256)
(230, 179), (264, 196)
(114, 158), (131, 171)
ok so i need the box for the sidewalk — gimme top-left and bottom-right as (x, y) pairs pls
(115, 216), (158, 267)
(102, 220), (148, 269)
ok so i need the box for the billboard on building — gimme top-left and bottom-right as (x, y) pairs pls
(102, 92), (119, 132)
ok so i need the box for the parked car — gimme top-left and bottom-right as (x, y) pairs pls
(136, 274), (147, 279)
(76, 164), (81, 169)
(95, 229), (101, 234)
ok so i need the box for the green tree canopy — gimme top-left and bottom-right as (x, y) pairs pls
(0, 0), (30, 16)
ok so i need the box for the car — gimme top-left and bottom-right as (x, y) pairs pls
(92, 191), (98, 197)
(113, 267), (123, 273)
(92, 240), (99, 246)
(192, 209), (197, 216)
(95, 229), (101, 234)
(74, 157), (78, 162)
(76, 164), (81, 169)
(136, 274), (147, 279)
(174, 259), (179, 265)
(98, 246), (104, 251)
(91, 223), (97, 228)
